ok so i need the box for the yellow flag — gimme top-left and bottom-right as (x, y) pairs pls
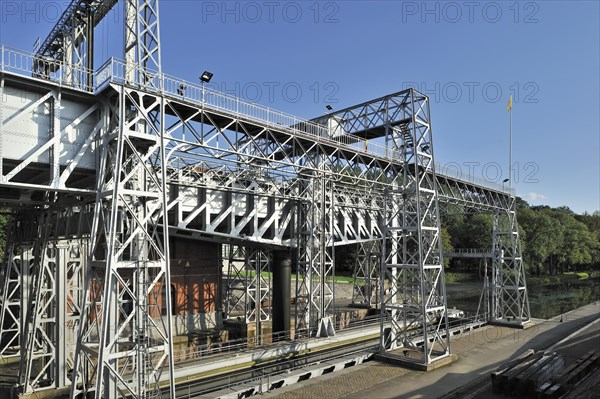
(506, 95), (513, 111)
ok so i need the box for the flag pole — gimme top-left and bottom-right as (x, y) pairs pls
(506, 95), (513, 191)
(509, 101), (512, 190)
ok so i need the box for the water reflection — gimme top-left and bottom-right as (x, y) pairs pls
(446, 280), (600, 319)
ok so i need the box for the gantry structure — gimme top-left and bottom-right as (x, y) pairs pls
(0, 0), (530, 397)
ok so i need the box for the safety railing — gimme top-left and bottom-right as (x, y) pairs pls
(446, 248), (491, 254)
(0, 45), (95, 92)
(0, 45), (514, 195)
(102, 57), (393, 159)
(436, 161), (515, 194)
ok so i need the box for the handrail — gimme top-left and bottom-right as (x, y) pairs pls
(0, 45), (515, 195)
(436, 161), (516, 195)
(1, 45), (95, 92)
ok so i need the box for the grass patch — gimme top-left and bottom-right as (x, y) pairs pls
(327, 275), (355, 284)
(528, 270), (597, 286)
(445, 272), (477, 284)
(240, 270), (356, 284)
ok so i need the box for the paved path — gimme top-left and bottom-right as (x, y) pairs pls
(260, 302), (600, 399)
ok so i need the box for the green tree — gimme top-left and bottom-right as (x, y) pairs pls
(552, 209), (595, 271)
(0, 211), (7, 261)
(447, 213), (493, 250)
(440, 227), (453, 267)
(518, 206), (562, 275)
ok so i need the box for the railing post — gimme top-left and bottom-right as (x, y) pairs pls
(1, 45), (4, 71)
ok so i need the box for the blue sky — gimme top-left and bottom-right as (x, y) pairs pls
(1, 0), (598, 213)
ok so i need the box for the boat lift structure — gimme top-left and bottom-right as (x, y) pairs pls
(0, 0), (530, 397)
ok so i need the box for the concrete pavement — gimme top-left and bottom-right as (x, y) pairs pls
(261, 301), (600, 399)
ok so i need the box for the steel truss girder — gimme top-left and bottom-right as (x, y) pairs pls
(311, 89), (414, 140)
(380, 89), (451, 365)
(332, 184), (384, 245)
(168, 166), (298, 247)
(161, 106), (399, 190)
(70, 85), (175, 399)
(436, 174), (514, 212)
(153, 92), (400, 252)
(491, 208), (531, 325)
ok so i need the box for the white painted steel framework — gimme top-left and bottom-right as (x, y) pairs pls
(491, 207), (531, 325)
(0, 0), (531, 396)
(223, 245), (271, 326)
(379, 91), (451, 364)
(351, 240), (381, 307)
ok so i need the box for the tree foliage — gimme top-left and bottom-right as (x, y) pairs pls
(0, 211), (7, 261)
(440, 201), (599, 276)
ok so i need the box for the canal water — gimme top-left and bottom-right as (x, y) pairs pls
(446, 278), (600, 319)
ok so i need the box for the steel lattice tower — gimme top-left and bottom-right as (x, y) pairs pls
(491, 205), (531, 325)
(380, 89), (451, 365)
(68, 1), (176, 397)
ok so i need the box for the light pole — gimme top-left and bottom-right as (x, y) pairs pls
(199, 70), (213, 103)
(199, 71), (213, 137)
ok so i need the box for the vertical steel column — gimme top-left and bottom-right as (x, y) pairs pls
(295, 180), (314, 335)
(224, 244), (248, 319)
(295, 175), (335, 335)
(380, 89), (450, 365)
(14, 208), (88, 394)
(125, 0), (162, 89)
(246, 248), (271, 343)
(0, 215), (21, 361)
(19, 209), (57, 393)
(272, 250), (291, 337)
(71, 86), (175, 398)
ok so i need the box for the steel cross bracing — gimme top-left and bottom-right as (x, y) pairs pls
(295, 175), (335, 334)
(351, 240), (381, 307)
(223, 245), (271, 326)
(0, 206), (91, 392)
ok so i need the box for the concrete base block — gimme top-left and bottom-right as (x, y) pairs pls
(375, 352), (458, 371)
